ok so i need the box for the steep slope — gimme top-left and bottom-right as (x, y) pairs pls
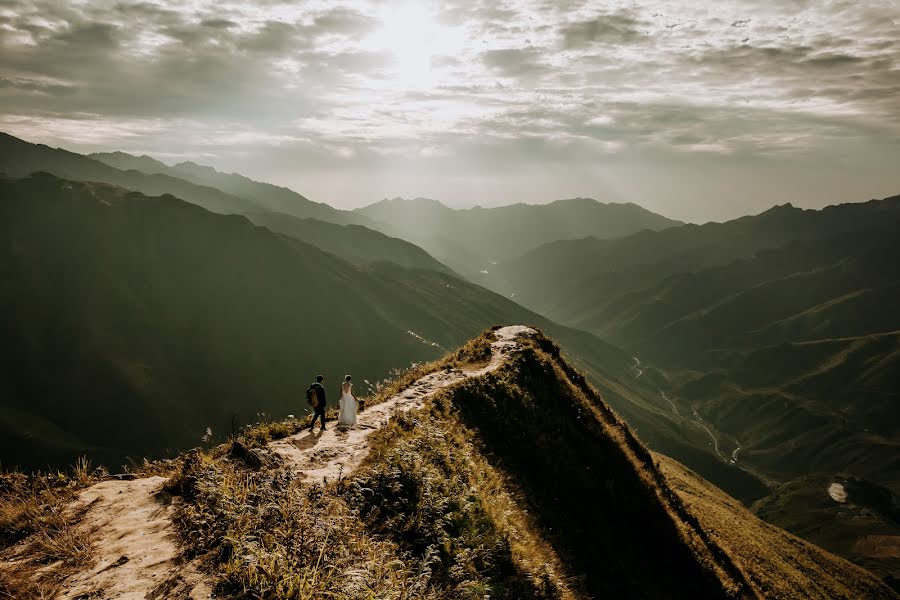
(0, 132), (259, 215)
(0, 173), (717, 487)
(750, 473), (900, 588)
(242, 210), (453, 273)
(491, 194), (900, 581)
(658, 455), (897, 598)
(355, 196), (681, 279)
(91, 150), (367, 226)
(8, 328), (895, 598)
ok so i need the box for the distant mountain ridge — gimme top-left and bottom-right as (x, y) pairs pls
(0, 172), (698, 483)
(356, 194), (683, 279)
(91, 150), (367, 226)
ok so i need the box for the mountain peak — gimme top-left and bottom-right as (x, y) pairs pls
(364, 196), (452, 211)
(173, 160), (219, 177)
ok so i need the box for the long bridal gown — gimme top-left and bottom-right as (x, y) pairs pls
(338, 382), (357, 428)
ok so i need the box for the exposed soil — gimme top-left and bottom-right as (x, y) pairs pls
(50, 326), (536, 598)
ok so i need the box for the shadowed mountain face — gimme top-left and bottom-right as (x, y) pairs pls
(0, 173), (709, 482)
(240, 211), (453, 273)
(491, 195), (900, 584)
(2, 133), (453, 273)
(355, 196), (682, 279)
(0, 132), (259, 215)
(91, 150), (368, 226)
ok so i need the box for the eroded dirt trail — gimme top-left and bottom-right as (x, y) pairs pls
(270, 325), (535, 482)
(57, 477), (209, 600)
(52, 326), (534, 599)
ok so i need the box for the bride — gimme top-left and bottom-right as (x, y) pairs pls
(338, 374), (357, 428)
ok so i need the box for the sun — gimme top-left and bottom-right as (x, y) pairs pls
(369, 3), (459, 89)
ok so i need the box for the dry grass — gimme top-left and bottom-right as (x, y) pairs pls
(363, 328), (498, 410)
(163, 327), (576, 598)
(346, 393), (577, 599)
(165, 447), (440, 598)
(657, 454), (898, 600)
(0, 459), (101, 599)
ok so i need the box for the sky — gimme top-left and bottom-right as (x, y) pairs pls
(1, 0), (898, 222)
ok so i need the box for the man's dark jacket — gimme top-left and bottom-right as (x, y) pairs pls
(311, 382), (326, 411)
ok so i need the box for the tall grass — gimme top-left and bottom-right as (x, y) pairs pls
(0, 461), (101, 599)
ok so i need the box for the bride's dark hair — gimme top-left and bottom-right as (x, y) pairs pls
(345, 375), (352, 382)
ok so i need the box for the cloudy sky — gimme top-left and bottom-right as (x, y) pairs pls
(1, 0), (898, 221)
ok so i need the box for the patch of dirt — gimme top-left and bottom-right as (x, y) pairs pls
(270, 325), (536, 482)
(56, 477), (210, 600)
(50, 325), (536, 597)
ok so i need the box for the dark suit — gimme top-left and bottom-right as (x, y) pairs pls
(309, 382), (326, 430)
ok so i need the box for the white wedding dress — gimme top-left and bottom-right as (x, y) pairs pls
(338, 382), (357, 428)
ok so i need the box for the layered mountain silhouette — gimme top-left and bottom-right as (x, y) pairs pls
(3, 129), (897, 590)
(1, 133), (453, 271)
(355, 195), (682, 279)
(90, 149), (367, 225)
(0, 173), (701, 484)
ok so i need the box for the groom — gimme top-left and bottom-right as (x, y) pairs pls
(308, 375), (327, 432)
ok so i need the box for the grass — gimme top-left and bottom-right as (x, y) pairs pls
(163, 327), (752, 598)
(343, 402), (575, 599)
(166, 451), (424, 598)
(658, 455), (898, 599)
(20, 326), (886, 599)
(436, 336), (753, 598)
(158, 328), (514, 599)
(0, 459), (101, 599)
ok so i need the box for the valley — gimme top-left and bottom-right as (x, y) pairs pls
(1, 130), (898, 593)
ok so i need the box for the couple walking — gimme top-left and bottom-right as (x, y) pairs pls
(306, 374), (357, 431)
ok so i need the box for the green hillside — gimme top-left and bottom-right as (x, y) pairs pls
(355, 196), (682, 279)
(492, 198), (900, 325)
(751, 473), (900, 586)
(0, 173), (725, 492)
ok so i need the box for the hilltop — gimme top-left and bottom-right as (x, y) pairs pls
(1, 328), (894, 599)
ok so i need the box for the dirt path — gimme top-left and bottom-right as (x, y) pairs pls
(271, 325), (535, 481)
(51, 325), (535, 599)
(57, 477), (209, 600)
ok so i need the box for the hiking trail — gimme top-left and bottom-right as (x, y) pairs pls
(49, 325), (535, 599)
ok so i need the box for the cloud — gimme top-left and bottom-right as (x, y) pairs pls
(481, 47), (548, 77)
(0, 0), (897, 220)
(559, 11), (645, 47)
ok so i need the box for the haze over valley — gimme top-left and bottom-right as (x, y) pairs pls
(1, 0), (899, 597)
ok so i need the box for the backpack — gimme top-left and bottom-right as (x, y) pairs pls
(306, 384), (320, 408)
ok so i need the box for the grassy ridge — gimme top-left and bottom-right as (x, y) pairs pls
(660, 457), (897, 599)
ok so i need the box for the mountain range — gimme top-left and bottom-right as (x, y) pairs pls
(488, 194), (900, 583)
(356, 195), (682, 279)
(0, 172), (703, 489)
(1, 129), (898, 589)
